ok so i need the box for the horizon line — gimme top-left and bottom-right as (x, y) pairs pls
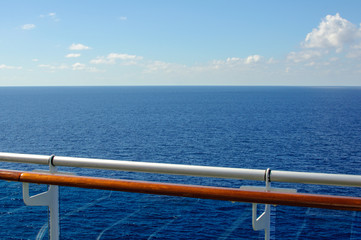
(0, 85), (360, 88)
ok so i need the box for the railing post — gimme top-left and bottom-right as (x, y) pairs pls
(22, 155), (59, 240)
(252, 203), (271, 240)
(252, 168), (271, 240)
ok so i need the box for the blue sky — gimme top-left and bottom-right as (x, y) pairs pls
(1, 1), (361, 86)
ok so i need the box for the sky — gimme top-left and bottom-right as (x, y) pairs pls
(1, 0), (361, 86)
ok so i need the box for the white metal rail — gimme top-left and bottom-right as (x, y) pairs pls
(0, 152), (361, 240)
(0, 152), (360, 187)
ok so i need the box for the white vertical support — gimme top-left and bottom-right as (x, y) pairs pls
(22, 155), (59, 240)
(252, 203), (271, 240)
(252, 168), (271, 240)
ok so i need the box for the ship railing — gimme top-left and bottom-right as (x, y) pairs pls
(0, 152), (360, 240)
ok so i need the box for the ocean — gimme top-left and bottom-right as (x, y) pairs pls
(0, 86), (360, 239)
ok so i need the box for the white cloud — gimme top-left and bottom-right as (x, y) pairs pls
(69, 43), (91, 50)
(303, 13), (361, 51)
(66, 53), (81, 58)
(40, 12), (60, 21)
(90, 53), (143, 64)
(0, 64), (22, 70)
(22, 24), (36, 30)
(90, 58), (109, 64)
(287, 50), (323, 63)
(347, 42), (361, 58)
(245, 55), (263, 64)
(71, 63), (101, 72)
(72, 63), (86, 70)
(108, 53), (140, 60)
(119, 16), (127, 21)
(305, 61), (316, 66)
(38, 64), (50, 68)
(208, 55), (267, 68)
(226, 57), (241, 62)
(347, 50), (361, 58)
(353, 42), (361, 49)
(37, 63), (99, 72)
(32, 59), (39, 62)
(38, 64), (69, 70)
(144, 61), (174, 73)
(143, 54), (271, 77)
(267, 58), (276, 64)
(287, 14), (361, 65)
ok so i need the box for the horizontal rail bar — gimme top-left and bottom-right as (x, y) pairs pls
(1, 152), (361, 187)
(0, 169), (360, 211)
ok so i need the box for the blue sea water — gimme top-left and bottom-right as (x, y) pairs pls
(0, 86), (360, 239)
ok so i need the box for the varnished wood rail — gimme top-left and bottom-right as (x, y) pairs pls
(0, 169), (360, 211)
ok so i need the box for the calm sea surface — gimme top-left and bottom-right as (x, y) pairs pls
(0, 86), (360, 239)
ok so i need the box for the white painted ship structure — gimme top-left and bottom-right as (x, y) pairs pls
(0, 152), (360, 240)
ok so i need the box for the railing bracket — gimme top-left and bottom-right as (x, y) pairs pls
(22, 155), (59, 240)
(241, 168), (295, 240)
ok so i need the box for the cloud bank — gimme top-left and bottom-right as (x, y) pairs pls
(6, 13), (359, 86)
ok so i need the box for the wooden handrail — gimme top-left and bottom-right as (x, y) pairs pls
(0, 169), (360, 211)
